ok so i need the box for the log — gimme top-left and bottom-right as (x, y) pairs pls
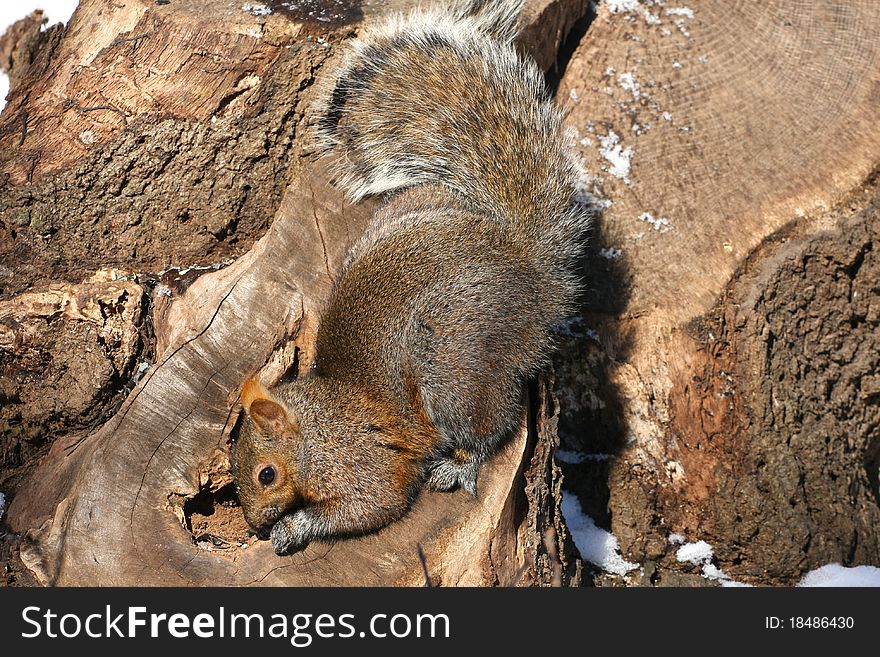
(555, 0), (880, 584)
(1, 0), (587, 586)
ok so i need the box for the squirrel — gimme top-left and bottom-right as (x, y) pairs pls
(232, 0), (591, 555)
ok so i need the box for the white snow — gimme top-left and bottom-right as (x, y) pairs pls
(799, 564), (880, 587)
(599, 246), (623, 259)
(639, 211), (672, 232)
(673, 537), (750, 586)
(665, 7), (695, 19)
(676, 540), (714, 565)
(130, 361), (151, 385)
(606, 0), (642, 14)
(670, 535), (880, 587)
(562, 491), (638, 576)
(643, 11), (661, 26)
(607, 0), (670, 27)
(0, 491), (6, 520)
(672, 18), (691, 37)
(599, 130), (633, 182)
(242, 3), (272, 17)
(617, 72), (641, 101)
(0, 1), (79, 113)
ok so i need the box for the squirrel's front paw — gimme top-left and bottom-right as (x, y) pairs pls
(426, 453), (478, 496)
(270, 513), (310, 555)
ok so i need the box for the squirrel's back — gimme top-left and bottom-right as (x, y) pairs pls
(316, 0), (590, 268)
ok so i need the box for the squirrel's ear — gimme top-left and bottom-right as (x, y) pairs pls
(241, 375), (272, 411)
(241, 375), (299, 437)
(249, 398), (293, 436)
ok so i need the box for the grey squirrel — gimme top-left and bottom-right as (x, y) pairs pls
(232, 0), (590, 555)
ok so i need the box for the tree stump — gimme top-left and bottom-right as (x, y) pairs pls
(5, 0), (877, 589)
(556, 0), (880, 585)
(0, 0), (587, 586)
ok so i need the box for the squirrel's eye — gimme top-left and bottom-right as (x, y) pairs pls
(258, 466), (276, 486)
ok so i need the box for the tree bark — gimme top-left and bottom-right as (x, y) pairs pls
(556, 0), (880, 585)
(1, 0), (587, 586)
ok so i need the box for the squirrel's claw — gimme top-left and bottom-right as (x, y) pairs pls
(426, 457), (479, 497)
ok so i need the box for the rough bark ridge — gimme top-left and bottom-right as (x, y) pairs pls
(1, 0), (588, 586)
(0, 1), (347, 301)
(688, 193), (880, 580)
(556, 0), (880, 584)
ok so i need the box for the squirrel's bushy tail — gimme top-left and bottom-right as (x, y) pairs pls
(316, 0), (589, 261)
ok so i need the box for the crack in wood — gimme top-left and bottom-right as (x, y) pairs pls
(310, 185), (335, 285)
(0, 109), (29, 145)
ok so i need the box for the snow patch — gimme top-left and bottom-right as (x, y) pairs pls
(606, 0), (669, 27)
(799, 564), (880, 587)
(562, 492), (638, 576)
(0, 491), (6, 520)
(617, 72), (641, 101)
(673, 537), (749, 586)
(606, 0), (641, 14)
(242, 2), (272, 16)
(672, 18), (691, 37)
(665, 7), (695, 19)
(569, 147), (609, 211)
(131, 361), (151, 385)
(599, 130), (633, 183)
(676, 540), (713, 565)
(639, 211), (672, 232)
(599, 246), (623, 260)
(643, 11), (661, 26)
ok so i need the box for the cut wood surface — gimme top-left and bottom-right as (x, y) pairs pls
(556, 0), (880, 583)
(2, 0), (587, 586)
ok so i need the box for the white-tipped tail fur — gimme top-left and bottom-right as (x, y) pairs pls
(316, 0), (589, 262)
(450, 0), (525, 43)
